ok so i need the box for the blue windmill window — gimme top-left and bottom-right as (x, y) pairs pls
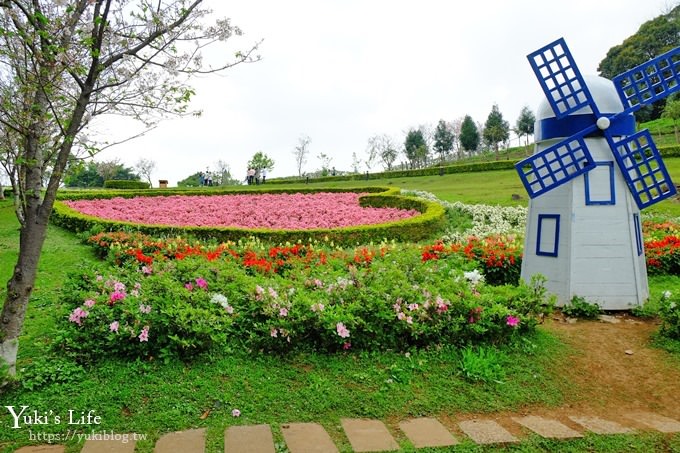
(633, 213), (643, 256)
(536, 214), (560, 257)
(584, 161), (616, 205)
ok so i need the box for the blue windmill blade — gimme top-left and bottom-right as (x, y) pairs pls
(605, 129), (677, 209)
(612, 46), (680, 112)
(527, 38), (599, 119)
(515, 127), (597, 198)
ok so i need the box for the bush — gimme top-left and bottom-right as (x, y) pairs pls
(103, 180), (150, 189)
(561, 295), (601, 319)
(659, 291), (680, 340)
(55, 238), (554, 362)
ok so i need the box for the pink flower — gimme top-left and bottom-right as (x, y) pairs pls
(279, 307), (288, 317)
(268, 287), (278, 299)
(270, 328), (278, 338)
(336, 322), (350, 338)
(84, 299), (95, 308)
(397, 312), (406, 320)
(231, 409), (241, 417)
(96, 275), (103, 282)
(506, 315), (520, 327)
(185, 282), (194, 291)
(141, 266), (152, 275)
(138, 326), (149, 342)
(406, 316), (413, 324)
(69, 307), (89, 325)
(343, 342), (351, 350)
(113, 281), (126, 292)
(225, 305), (234, 314)
(109, 321), (119, 333)
(195, 277), (208, 289)
(407, 303), (419, 311)
(139, 304), (152, 314)
(109, 290), (125, 303)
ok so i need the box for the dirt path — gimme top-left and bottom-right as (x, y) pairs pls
(542, 315), (680, 419)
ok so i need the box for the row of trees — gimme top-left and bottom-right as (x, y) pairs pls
(64, 158), (158, 187)
(361, 105), (536, 172)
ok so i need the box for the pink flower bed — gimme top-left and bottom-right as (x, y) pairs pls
(64, 192), (420, 229)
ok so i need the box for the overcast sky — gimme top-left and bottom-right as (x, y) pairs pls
(93, 0), (675, 186)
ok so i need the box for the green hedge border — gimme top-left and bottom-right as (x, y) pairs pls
(51, 186), (446, 245)
(103, 180), (150, 189)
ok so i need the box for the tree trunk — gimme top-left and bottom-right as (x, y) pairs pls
(1, 214), (49, 375)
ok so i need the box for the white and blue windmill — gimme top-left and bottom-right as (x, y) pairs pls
(516, 38), (679, 310)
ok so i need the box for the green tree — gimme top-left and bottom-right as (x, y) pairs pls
(459, 115), (480, 155)
(598, 5), (680, 121)
(177, 172), (203, 187)
(662, 98), (680, 142)
(64, 160), (139, 187)
(0, 0), (260, 376)
(404, 129), (428, 169)
(433, 119), (454, 163)
(483, 104), (510, 160)
(247, 151), (275, 173)
(515, 106), (536, 155)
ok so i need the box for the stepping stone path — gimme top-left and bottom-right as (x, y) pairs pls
(13, 411), (680, 452)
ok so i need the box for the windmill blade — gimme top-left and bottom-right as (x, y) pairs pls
(606, 129), (677, 209)
(612, 46), (680, 112)
(515, 128), (597, 198)
(527, 38), (598, 119)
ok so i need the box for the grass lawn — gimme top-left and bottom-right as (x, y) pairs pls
(1, 160), (680, 452)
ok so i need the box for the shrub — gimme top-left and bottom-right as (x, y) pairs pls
(659, 291), (680, 340)
(561, 295), (601, 319)
(55, 238), (554, 362)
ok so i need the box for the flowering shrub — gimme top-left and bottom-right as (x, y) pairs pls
(64, 192), (419, 229)
(658, 291), (680, 340)
(644, 220), (680, 275)
(402, 190), (527, 240)
(422, 236), (522, 286)
(56, 235), (554, 362)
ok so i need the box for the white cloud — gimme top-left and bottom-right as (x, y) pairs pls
(96, 0), (675, 186)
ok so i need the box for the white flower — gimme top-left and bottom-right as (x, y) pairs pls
(211, 293), (229, 307)
(663, 290), (672, 299)
(464, 269), (484, 286)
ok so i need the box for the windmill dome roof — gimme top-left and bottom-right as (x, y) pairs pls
(536, 75), (624, 120)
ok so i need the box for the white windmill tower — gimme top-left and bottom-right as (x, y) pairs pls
(516, 38), (679, 310)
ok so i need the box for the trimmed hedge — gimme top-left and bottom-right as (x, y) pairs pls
(51, 186), (446, 246)
(103, 180), (150, 189)
(268, 161), (517, 184)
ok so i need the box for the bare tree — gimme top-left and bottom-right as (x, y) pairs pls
(0, 0), (260, 376)
(135, 158), (157, 186)
(293, 135), (311, 177)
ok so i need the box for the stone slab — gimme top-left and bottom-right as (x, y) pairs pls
(155, 428), (206, 453)
(399, 418), (458, 448)
(280, 422), (338, 453)
(80, 437), (137, 453)
(624, 412), (680, 433)
(341, 419), (399, 452)
(568, 416), (634, 434)
(513, 416), (583, 439)
(15, 446), (65, 453)
(458, 419), (519, 444)
(224, 425), (275, 453)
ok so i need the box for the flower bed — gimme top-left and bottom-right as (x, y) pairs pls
(56, 232), (554, 362)
(52, 187), (446, 245)
(63, 192), (419, 229)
